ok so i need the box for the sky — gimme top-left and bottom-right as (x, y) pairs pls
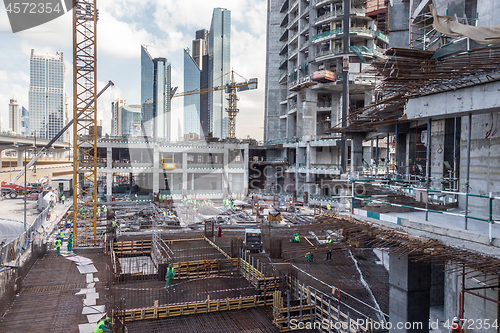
(0, 0), (267, 141)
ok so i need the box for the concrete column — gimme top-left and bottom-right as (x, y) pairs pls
(106, 147), (112, 202)
(223, 146), (229, 197)
(243, 145), (249, 196)
(305, 143), (311, 197)
(389, 254), (431, 333)
(430, 119), (445, 188)
(153, 148), (159, 194)
(350, 133), (364, 173)
(182, 152), (188, 196)
(17, 149), (23, 167)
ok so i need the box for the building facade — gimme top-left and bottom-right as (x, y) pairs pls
(20, 106), (29, 136)
(140, 46), (172, 141)
(8, 99), (20, 134)
(183, 49), (202, 138)
(112, 99), (141, 137)
(28, 49), (65, 140)
(263, 0), (389, 197)
(208, 8), (231, 139)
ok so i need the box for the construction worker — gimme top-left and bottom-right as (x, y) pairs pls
(94, 316), (112, 333)
(290, 233), (300, 243)
(55, 239), (61, 256)
(449, 317), (461, 333)
(327, 236), (333, 244)
(97, 207), (101, 218)
(61, 194), (65, 204)
(103, 205), (107, 217)
(305, 251), (314, 262)
(67, 233), (73, 252)
(165, 264), (175, 289)
(57, 229), (65, 246)
(230, 198), (234, 209)
(326, 202), (331, 211)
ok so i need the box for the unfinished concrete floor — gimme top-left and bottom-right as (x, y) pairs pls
(124, 306), (318, 333)
(0, 248), (109, 333)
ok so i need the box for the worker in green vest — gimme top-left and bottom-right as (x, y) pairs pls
(290, 233), (300, 243)
(165, 264), (175, 289)
(94, 316), (111, 333)
(326, 202), (331, 211)
(97, 207), (101, 218)
(305, 251), (314, 262)
(61, 194), (65, 204)
(57, 229), (65, 246)
(55, 239), (61, 256)
(67, 233), (73, 252)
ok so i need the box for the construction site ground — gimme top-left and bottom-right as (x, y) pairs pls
(124, 306), (317, 333)
(0, 248), (109, 333)
(119, 227), (389, 325)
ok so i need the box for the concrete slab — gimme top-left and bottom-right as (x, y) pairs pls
(75, 288), (96, 295)
(87, 283), (95, 288)
(86, 273), (94, 283)
(77, 265), (98, 274)
(79, 322), (98, 333)
(118, 256), (157, 275)
(86, 314), (103, 324)
(83, 298), (96, 306)
(82, 305), (105, 315)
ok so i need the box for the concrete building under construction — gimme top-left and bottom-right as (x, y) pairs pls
(1, 0), (500, 332)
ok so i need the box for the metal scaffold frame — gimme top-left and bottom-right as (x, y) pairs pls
(73, 0), (98, 246)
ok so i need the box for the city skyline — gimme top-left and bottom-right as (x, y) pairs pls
(0, 0), (267, 141)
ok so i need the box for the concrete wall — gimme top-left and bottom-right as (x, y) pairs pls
(430, 119), (446, 187)
(389, 0), (410, 48)
(459, 113), (500, 218)
(264, 0), (287, 142)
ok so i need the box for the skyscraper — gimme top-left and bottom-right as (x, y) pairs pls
(20, 107), (29, 136)
(29, 49), (65, 140)
(8, 98), (20, 134)
(140, 45), (172, 141)
(208, 8), (231, 139)
(183, 49), (201, 137)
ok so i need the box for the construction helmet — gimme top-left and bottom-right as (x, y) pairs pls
(105, 316), (111, 324)
(453, 317), (459, 323)
(168, 264), (172, 267)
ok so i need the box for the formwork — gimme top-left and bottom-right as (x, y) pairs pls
(107, 235), (281, 332)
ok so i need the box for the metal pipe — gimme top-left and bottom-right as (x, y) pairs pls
(375, 137), (379, 175)
(386, 133), (390, 176)
(24, 145), (27, 231)
(395, 124), (399, 177)
(465, 114), (472, 229)
(426, 119), (431, 221)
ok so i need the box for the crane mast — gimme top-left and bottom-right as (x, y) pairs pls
(73, 0), (98, 246)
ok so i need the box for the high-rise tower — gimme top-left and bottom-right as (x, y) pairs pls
(8, 98), (20, 134)
(141, 46), (172, 141)
(208, 8), (231, 139)
(29, 49), (65, 140)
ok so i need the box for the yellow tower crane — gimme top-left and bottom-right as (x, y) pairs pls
(73, 0), (98, 246)
(171, 70), (257, 139)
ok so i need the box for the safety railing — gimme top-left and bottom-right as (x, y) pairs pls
(0, 205), (50, 266)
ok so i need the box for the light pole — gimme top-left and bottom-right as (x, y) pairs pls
(23, 144), (27, 231)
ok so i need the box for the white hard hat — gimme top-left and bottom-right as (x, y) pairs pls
(453, 317), (459, 323)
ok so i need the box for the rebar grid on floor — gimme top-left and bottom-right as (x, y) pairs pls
(318, 213), (500, 278)
(124, 307), (302, 333)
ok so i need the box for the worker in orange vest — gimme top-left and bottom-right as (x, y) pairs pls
(449, 317), (461, 333)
